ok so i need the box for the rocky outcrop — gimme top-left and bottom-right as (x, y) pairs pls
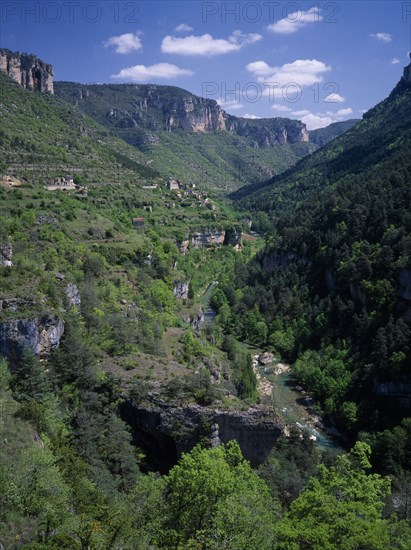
(167, 96), (227, 133)
(0, 314), (64, 365)
(0, 49), (53, 93)
(0, 298), (37, 312)
(178, 239), (190, 254)
(120, 399), (285, 471)
(173, 281), (189, 300)
(190, 229), (226, 249)
(184, 308), (205, 331)
(65, 283), (81, 307)
(179, 229), (237, 252)
(258, 352), (274, 365)
(55, 82), (309, 147)
(224, 227), (242, 247)
(227, 116), (308, 147)
(0, 243), (13, 267)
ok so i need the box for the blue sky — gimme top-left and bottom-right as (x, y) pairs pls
(1, 1), (410, 128)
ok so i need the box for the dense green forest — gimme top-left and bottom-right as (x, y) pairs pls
(214, 76), (411, 470)
(1, 50), (411, 548)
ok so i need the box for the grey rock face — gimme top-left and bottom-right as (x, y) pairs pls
(0, 48), (54, 93)
(65, 283), (81, 307)
(184, 308), (205, 331)
(0, 298), (37, 312)
(121, 400), (285, 469)
(190, 229), (226, 249)
(0, 243), (13, 267)
(210, 422), (221, 448)
(0, 314), (64, 365)
(258, 352), (274, 365)
(173, 282), (189, 300)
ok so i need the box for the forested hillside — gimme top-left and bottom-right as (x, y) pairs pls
(2, 47), (411, 548)
(214, 69), (411, 467)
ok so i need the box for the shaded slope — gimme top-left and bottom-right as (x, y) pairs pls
(233, 76), (411, 210)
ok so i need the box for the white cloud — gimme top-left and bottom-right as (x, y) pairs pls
(271, 104), (291, 112)
(217, 99), (244, 110)
(111, 63), (194, 82)
(391, 57), (400, 64)
(161, 31), (262, 56)
(104, 32), (142, 54)
(370, 32), (393, 43)
(243, 113), (262, 119)
(267, 7), (323, 34)
(246, 59), (331, 90)
(175, 23), (193, 32)
(324, 92), (345, 103)
(291, 109), (311, 116)
(299, 113), (334, 130)
(289, 106), (354, 130)
(335, 107), (353, 116)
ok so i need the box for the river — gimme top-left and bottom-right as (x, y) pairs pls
(256, 363), (340, 450)
(200, 281), (218, 324)
(200, 283), (340, 451)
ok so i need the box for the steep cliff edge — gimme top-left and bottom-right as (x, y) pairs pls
(0, 312), (64, 365)
(121, 399), (285, 471)
(54, 82), (309, 147)
(0, 48), (53, 93)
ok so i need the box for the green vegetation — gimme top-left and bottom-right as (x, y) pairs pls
(54, 81), (319, 192)
(1, 51), (411, 548)
(309, 118), (360, 147)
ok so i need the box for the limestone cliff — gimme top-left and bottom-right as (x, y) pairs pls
(0, 48), (53, 93)
(0, 313), (64, 365)
(54, 82), (309, 147)
(166, 95), (227, 133)
(120, 399), (285, 471)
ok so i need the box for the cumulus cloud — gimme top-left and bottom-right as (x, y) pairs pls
(267, 7), (323, 34)
(271, 104), (292, 112)
(246, 59), (331, 90)
(217, 99), (244, 110)
(391, 57), (400, 64)
(104, 32), (142, 54)
(243, 113), (262, 119)
(111, 63), (194, 82)
(161, 31), (262, 56)
(289, 106), (354, 130)
(370, 32), (392, 43)
(324, 92), (345, 103)
(335, 107), (353, 116)
(298, 113), (334, 129)
(175, 23), (193, 32)
(291, 109), (311, 116)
